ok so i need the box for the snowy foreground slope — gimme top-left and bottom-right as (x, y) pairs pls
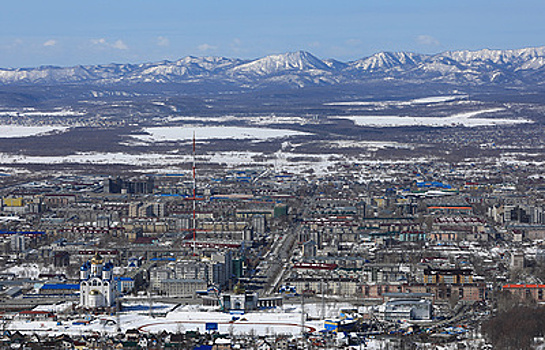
(9, 304), (326, 336)
(7, 302), (492, 349)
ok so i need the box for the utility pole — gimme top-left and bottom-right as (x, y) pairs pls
(321, 277), (325, 320)
(301, 292), (305, 337)
(116, 297), (122, 334)
(148, 284), (153, 318)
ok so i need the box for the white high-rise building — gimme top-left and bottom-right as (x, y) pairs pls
(79, 253), (116, 309)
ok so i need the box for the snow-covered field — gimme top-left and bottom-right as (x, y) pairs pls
(0, 146), (540, 181)
(6, 302), (489, 349)
(132, 126), (312, 143)
(335, 108), (533, 127)
(0, 125), (69, 138)
(326, 140), (414, 150)
(325, 95), (469, 106)
(248, 115), (318, 126)
(0, 150), (341, 177)
(7, 303), (338, 337)
(0, 149), (482, 180)
(409, 95), (469, 104)
(166, 115), (239, 123)
(0, 109), (83, 117)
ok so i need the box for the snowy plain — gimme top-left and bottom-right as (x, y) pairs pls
(324, 95), (469, 106)
(0, 109), (83, 117)
(0, 125), (69, 138)
(132, 126), (312, 143)
(334, 108), (532, 127)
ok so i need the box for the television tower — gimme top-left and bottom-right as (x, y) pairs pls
(192, 131), (197, 255)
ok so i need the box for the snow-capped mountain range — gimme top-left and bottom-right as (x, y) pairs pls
(2, 47), (545, 89)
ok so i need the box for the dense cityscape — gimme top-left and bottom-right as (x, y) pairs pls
(0, 146), (543, 348)
(2, 2), (545, 347)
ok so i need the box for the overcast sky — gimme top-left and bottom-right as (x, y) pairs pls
(1, 0), (544, 68)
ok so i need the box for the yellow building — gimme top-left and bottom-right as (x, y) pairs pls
(3, 197), (23, 207)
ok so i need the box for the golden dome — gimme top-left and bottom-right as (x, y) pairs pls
(90, 252), (104, 265)
(234, 282), (245, 295)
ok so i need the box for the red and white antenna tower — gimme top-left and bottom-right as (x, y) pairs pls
(192, 131), (197, 255)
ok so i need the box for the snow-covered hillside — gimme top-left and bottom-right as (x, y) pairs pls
(1, 47), (545, 88)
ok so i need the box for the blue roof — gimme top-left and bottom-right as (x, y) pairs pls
(0, 230), (46, 235)
(416, 181), (452, 189)
(194, 345), (213, 350)
(115, 277), (134, 281)
(41, 284), (80, 290)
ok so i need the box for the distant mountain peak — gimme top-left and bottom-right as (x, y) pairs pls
(230, 51), (331, 76)
(1, 46), (545, 89)
(349, 51), (426, 72)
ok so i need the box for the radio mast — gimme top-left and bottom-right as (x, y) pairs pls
(192, 131), (197, 255)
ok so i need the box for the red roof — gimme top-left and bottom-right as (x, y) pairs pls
(428, 206), (472, 210)
(503, 284), (545, 289)
(19, 310), (53, 315)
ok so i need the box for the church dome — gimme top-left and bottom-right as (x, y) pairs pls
(90, 252), (104, 265)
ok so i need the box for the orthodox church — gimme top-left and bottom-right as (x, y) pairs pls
(79, 252), (116, 308)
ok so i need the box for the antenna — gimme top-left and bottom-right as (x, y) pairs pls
(192, 131), (197, 256)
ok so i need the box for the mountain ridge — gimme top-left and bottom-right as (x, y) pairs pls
(1, 46), (545, 89)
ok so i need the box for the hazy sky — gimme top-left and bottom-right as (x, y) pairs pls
(1, 0), (544, 68)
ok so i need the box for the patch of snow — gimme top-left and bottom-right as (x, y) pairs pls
(334, 108), (533, 127)
(7, 302), (351, 337)
(166, 115), (239, 123)
(132, 126), (312, 143)
(0, 109), (84, 117)
(325, 95), (468, 106)
(5, 264), (44, 279)
(326, 140), (414, 150)
(409, 95), (469, 104)
(248, 115), (317, 126)
(0, 125), (69, 138)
